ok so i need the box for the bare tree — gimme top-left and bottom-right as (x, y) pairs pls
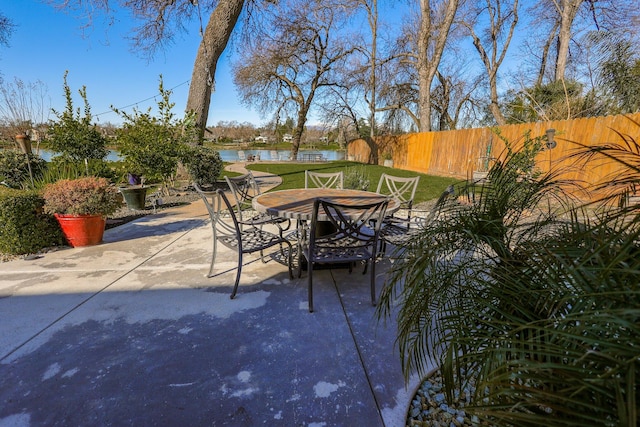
(355, 0), (381, 162)
(553, 0), (583, 81)
(432, 67), (482, 130)
(0, 78), (50, 144)
(186, 0), (245, 140)
(318, 0), (385, 162)
(373, 0), (464, 133)
(233, 0), (356, 159)
(416, 0), (460, 132)
(0, 11), (14, 49)
(48, 0), (248, 141)
(461, 0), (519, 125)
(376, 38), (421, 132)
(528, 0), (640, 83)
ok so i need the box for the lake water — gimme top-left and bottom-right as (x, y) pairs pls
(36, 148), (345, 162)
(37, 149), (122, 162)
(218, 149), (345, 162)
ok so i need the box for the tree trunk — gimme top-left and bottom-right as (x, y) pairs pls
(489, 71), (506, 125)
(417, 0), (459, 133)
(554, 0), (583, 81)
(368, 0), (379, 164)
(417, 0), (433, 133)
(536, 21), (559, 86)
(186, 0), (245, 143)
(290, 107), (309, 161)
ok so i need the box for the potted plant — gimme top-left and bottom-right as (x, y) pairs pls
(382, 151), (393, 168)
(43, 176), (122, 247)
(113, 76), (195, 210)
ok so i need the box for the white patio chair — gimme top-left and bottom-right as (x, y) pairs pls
(380, 185), (455, 252)
(376, 173), (420, 225)
(279, 152), (291, 161)
(224, 171), (291, 236)
(305, 170), (344, 189)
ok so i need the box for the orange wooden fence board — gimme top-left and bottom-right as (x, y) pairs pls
(347, 113), (640, 201)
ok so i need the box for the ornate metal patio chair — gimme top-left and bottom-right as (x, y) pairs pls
(305, 170), (344, 189)
(373, 173), (420, 253)
(194, 185), (293, 299)
(376, 173), (420, 224)
(299, 198), (389, 312)
(380, 185), (455, 253)
(225, 171), (291, 234)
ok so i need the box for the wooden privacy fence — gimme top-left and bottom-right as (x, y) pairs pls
(347, 113), (640, 200)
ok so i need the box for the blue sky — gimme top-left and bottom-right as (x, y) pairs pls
(0, 1), (264, 127)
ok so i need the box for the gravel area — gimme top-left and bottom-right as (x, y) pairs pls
(105, 188), (201, 229)
(406, 369), (480, 426)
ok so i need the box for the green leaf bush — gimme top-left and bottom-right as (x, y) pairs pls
(379, 127), (640, 426)
(183, 145), (223, 186)
(344, 165), (370, 190)
(45, 71), (108, 162)
(0, 187), (65, 255)
(0, 150), (47, 188)
(114, 76), (197, 192)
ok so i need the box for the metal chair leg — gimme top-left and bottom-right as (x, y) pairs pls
(286, 242), (293, 279)
(207, 237), (217, 278)
(370, 258), (377, 306)
(230, 253), (243, 299)
(308, 262), (314, 313)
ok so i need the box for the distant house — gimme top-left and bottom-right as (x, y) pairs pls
(255, 136), (269, 143)
(283, 133), (293, 143)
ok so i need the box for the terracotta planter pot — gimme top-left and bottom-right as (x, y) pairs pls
(54, 214), (106, 247)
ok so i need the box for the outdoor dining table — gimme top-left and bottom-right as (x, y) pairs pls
(252, 188), (399, 222)
(253, 188), (399, 271)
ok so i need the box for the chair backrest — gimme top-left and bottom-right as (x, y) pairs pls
(225, 172), (261, 221)
(305, 170), (344, 189)
(194, 185), (241, 242)
(309, 198), (389, 254)
(237, 151), (246, 161)
(375, 173), (420, 211)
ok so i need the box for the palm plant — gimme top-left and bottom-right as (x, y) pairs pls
(378, 129), (640, 426)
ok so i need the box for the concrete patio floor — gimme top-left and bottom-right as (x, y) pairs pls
(0, 171), (426, 427)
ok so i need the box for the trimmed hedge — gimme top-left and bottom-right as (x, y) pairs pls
(0, 187), (65, 255)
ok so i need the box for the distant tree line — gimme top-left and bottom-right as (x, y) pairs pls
(4, 1), (640, 161)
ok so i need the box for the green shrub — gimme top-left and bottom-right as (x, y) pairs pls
(0, 187), (65, 255)
(344, 165), (370, 190)
(45, 71), (108, 162)
(0, 150), (47, 188)
(183, 145), (223, 185)
(114, 77), (196, 192)
(43, 176), (122, 216)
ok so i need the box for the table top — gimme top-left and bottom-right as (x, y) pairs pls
(253, 188), (398, 221)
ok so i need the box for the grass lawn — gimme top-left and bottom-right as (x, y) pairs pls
(245, 161), (459, 204)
